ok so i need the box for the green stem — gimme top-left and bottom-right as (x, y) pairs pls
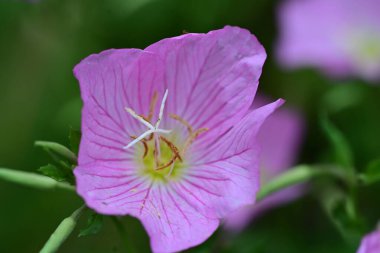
(256, 164), (350, 201)
(35, 141), (77, 165)
(111, 217), (137, 253)
(0, 167), (75, 192)
(40, 205), (86, 253)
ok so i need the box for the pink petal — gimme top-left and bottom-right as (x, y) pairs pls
(224, 98), (305, 231)
(76, 163), (220, 253)
(74, 49), (165, 164)
(75, 161), (151, 215)
(146, 26), (266, 140)
(276, 0), (380, 81)
(140, 184), (219, 253)
(357, 229), (380, 253)
(185, 99), (285, 218)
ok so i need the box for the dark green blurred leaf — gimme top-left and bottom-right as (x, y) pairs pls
(79, 212), (104, 237)
(38, 164), (67, 182)
(322, 84), (364, 114)
(359, 159), (380, 185)
(69, 128), (81, 156)
(318, 186), (364, 244)
(35, 140), (77, 165)
(320, 114), (354, 170)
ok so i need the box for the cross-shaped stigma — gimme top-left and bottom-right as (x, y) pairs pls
(124, 89), (172, 150)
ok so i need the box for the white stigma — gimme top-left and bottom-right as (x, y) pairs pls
(124, 89), (171, 150)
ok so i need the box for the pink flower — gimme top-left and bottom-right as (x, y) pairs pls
(357, 229), (380, 253)
(73, 26), (283, 253)
(224, 97), (304, 231)
(276, 0), (380, 82)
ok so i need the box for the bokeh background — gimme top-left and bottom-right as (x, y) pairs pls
(1, 0), (380, 252)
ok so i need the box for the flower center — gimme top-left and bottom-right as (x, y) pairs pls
(124, 90), (208, 182)
(138, 134), (186, 181)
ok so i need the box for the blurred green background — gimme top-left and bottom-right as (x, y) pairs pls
(1, 0), (380, 252)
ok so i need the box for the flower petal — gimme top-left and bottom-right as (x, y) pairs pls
(186, 99), (285, 218)
(74, 49), (165, 164)
(357, 229), (380, 253)
(224, 98), (305, 231)
(139, 184), (219, 253)
(76, 161), (220, 253)
(146, 26), (266, 139)
(75, 161), (152, 215)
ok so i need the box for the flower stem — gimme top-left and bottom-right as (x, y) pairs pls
(40, 205), (86, 253)
(0, 167), (75, 192)
(256, 164), (351, 201)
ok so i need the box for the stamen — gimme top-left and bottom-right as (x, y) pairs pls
(166, 163), (175, 177)
(130, 135), (148, 158)
(155, 89), (169, 129)
(170, 114), (193, 134)
(124, 89), (209, 178)
(160, 136), (183, 162)
(153, 140), (161, 169)
(154, 135), (161, 169)
(156, 155), (177, 171)
(124, 89), (171, 150)
(155, 136), (183, 172)
(147, 92), (158, 121)
(182, 128), (209, 155)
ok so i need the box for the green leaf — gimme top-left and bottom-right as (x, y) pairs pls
(69, 128), (81, 156)
(322, 84), (363, 114)
(38, 164), (72, 183)
(35, 140), (77, 165)
(318, 185), (364, 244)
(320, 114), (354, 170)
(79, 212), (104, 237)
(359, 158), (380, 185)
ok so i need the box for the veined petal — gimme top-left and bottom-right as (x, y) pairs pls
(76, 162), (220, 253)
(224, 98), (305, 231)
(146, 26), (266, 139)
(186, 99), (285, 218)
(73, 27), (281, 253)
(74, 49), (165, 164)
(139, 184), (219, 253)
(75, 162), (151, 215)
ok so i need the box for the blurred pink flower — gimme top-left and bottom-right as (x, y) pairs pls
(224, 97), (304, 231)
(73, 26), (283, 253)
(276, 0), (380, 82)
(357, 229), (380, 253)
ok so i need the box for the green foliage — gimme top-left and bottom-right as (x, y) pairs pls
(79, 211), (104, 237)
(69, 128), (81, 156)
(35, 132), (80, 185)
(320, 114), (354, 170)
(318, 186), (365, 245)
(38, 164), (74, 184)
(359, 158), (380, 185)
(35, 141), (77, 166)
